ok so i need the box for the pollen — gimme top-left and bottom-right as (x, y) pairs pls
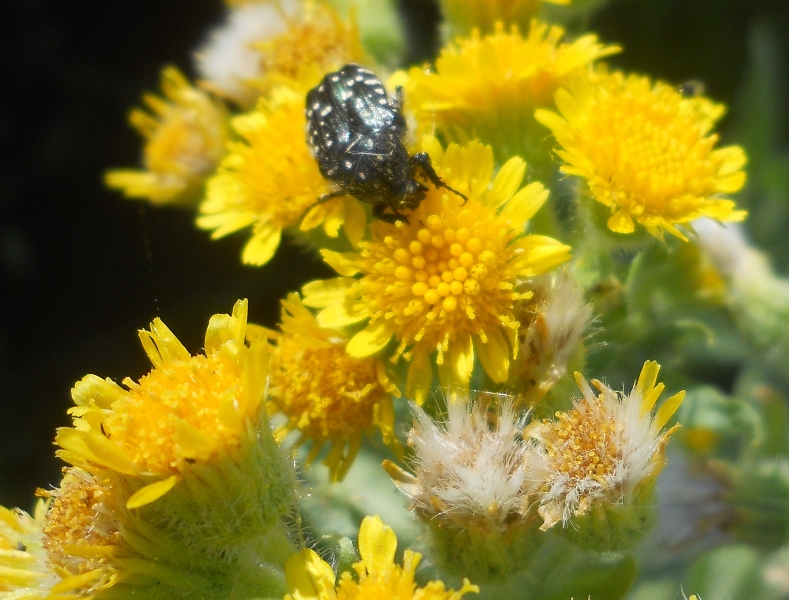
(536, 71), (747, 240)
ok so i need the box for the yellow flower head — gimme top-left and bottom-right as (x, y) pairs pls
(535, 71), (748, 240)
(523, 361), (685, 530)
(265, 293), (401, 481)
(403, 22), (619, 162)
(197, 86), (367, 266)
(283, 515), (478, 600)
(439, 0), (570, 36)
(302, 137), (571, 402)
(105, 66), (229, 206)
(0, 468), (120, 599)
(55, 300), (269, 509)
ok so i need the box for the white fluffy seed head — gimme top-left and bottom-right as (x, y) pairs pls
(194, 1), (297, 107)
(395, 396), (531, 532)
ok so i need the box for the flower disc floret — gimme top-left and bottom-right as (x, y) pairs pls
(105, 66), (229, 206)
(266, 294), (401, 481)
(303, 137), (571, 401)
(535, 71), (748, 240)
(283, 515), (478, 600)
(55, 300), (268, 508)
(197, 86), (367, 266)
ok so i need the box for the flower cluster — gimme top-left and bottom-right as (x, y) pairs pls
(7, 0), (767, 597)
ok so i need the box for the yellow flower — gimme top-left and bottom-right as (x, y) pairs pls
(197, 0), (364, 107)
(0, 468), (120, 599)
(55, 300), (271, 509)
(283, 515), (478, 600)
(264, 293), (401, 481)
(302, 137), (571, 402)
(402, 22), (619, 163)
(523, 361), (685, 531)
(197, 85), (367, 266)
(535, 71), (748, 240)
(105, 66), (229, 206)
(439, 0), (570, 36)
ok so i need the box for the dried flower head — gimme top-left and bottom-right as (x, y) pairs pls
(524, 361), (685, 531)
(196, 0), (363, 107)
(385, 397), (529, 533)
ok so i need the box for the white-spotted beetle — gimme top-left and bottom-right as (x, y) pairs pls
(305, 64), (466, 223)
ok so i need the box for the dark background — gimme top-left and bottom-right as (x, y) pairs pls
(2, 0), (788, 509)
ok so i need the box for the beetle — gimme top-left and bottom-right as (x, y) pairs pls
(305, 63), (466, 223)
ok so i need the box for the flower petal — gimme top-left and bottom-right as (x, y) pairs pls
(242, 226), (282, 266)
(474, 328), (510, 383)
(302, 277), (356, 308)
(285, 549), (336, 599)
(346, 321), (393, 357)
(406, 348), (433, 405)
(358, 515), (397, 573)
(126, 475), (181, 509)
(321, 250), (361, 276)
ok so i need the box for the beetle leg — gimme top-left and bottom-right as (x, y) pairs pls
(373, 202), (408, 224)
(392, 86), (404, 112)
(410, 153), (468, 204)
(301, 189), (349, 219)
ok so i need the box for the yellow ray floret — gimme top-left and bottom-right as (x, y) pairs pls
(301, 136), (571, 403)
(402, 22), (619, 157)
(197, 85), (367, 266)
(535, 71), (747, 240)
(262, 293), (401, 481)
(55, 300), (268, 508)
(105, 66), (229, 206)
(283, 515), (478, 600)
(523, 360), (685, 530)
